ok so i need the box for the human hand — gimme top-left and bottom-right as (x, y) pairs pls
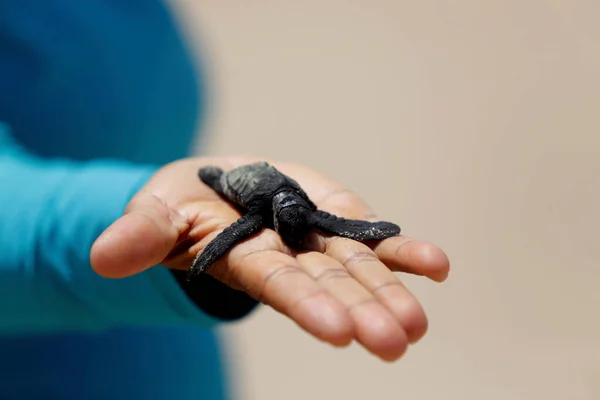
(91, 156), (450, 362)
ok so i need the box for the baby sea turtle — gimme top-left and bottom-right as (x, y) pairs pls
(187, 161), (400, 280)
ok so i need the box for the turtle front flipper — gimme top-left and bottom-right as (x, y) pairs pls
(311, 210), (400, 241)
(187, 213), (264, 280)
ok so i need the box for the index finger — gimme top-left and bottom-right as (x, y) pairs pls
(308, 183), (450, 282)
(371, 236), (450, 282)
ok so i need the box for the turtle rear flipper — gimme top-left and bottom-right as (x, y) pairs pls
(311, 210), (400, 241)
(199, 166), (225, 195)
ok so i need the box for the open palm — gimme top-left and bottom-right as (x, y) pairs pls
(91, 156), (450, 362)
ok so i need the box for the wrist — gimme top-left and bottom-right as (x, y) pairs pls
(169, 269), (260, 321)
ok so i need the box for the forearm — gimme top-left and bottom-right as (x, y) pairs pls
(0, 124), (257, 333)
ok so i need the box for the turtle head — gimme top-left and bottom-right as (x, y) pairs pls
(272, 191), (313, 249)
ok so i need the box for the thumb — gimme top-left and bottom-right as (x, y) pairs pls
(91, 192), (189, 278)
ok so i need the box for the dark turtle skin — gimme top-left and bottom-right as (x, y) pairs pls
(187, 161), (400, 280)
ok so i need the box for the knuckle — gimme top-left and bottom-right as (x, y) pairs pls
(212, 257), (244, 288)
(262, 264), (306, 287)
(371, 280), (404, 294)
(218, 249), (269, 293)
(342, 251), (379, 267)
(288, 287), (328, 314)
(254, 264), (306, 304)
(315, 268), (352, 284)
(393, 238), (416, 259)
(234, 248), (265, 267)
(347, 297), (379, 312)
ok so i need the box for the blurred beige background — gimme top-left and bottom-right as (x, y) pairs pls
(170, 1), (600, 399)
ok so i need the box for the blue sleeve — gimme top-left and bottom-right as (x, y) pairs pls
(0, 122), (222, 334)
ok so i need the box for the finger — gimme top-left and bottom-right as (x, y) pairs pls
(297, 251), (408, 361)
(323, 237), (429, 344)
(312, 186), (451, 282)
(371, 236), (451, 282)
(309, 232), (451, 282)
(91, 192), (190, 278)
(159, 199), (244, 271)
(213, 232), (355, 347)
(310, 231), (450, 282)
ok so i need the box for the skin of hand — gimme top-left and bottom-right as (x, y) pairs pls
(91, 156), (450, 362)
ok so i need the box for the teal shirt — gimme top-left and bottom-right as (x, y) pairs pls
(0, 1), (250, 398)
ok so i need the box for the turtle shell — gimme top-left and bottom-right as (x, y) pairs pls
(220, 162), (305, 209)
